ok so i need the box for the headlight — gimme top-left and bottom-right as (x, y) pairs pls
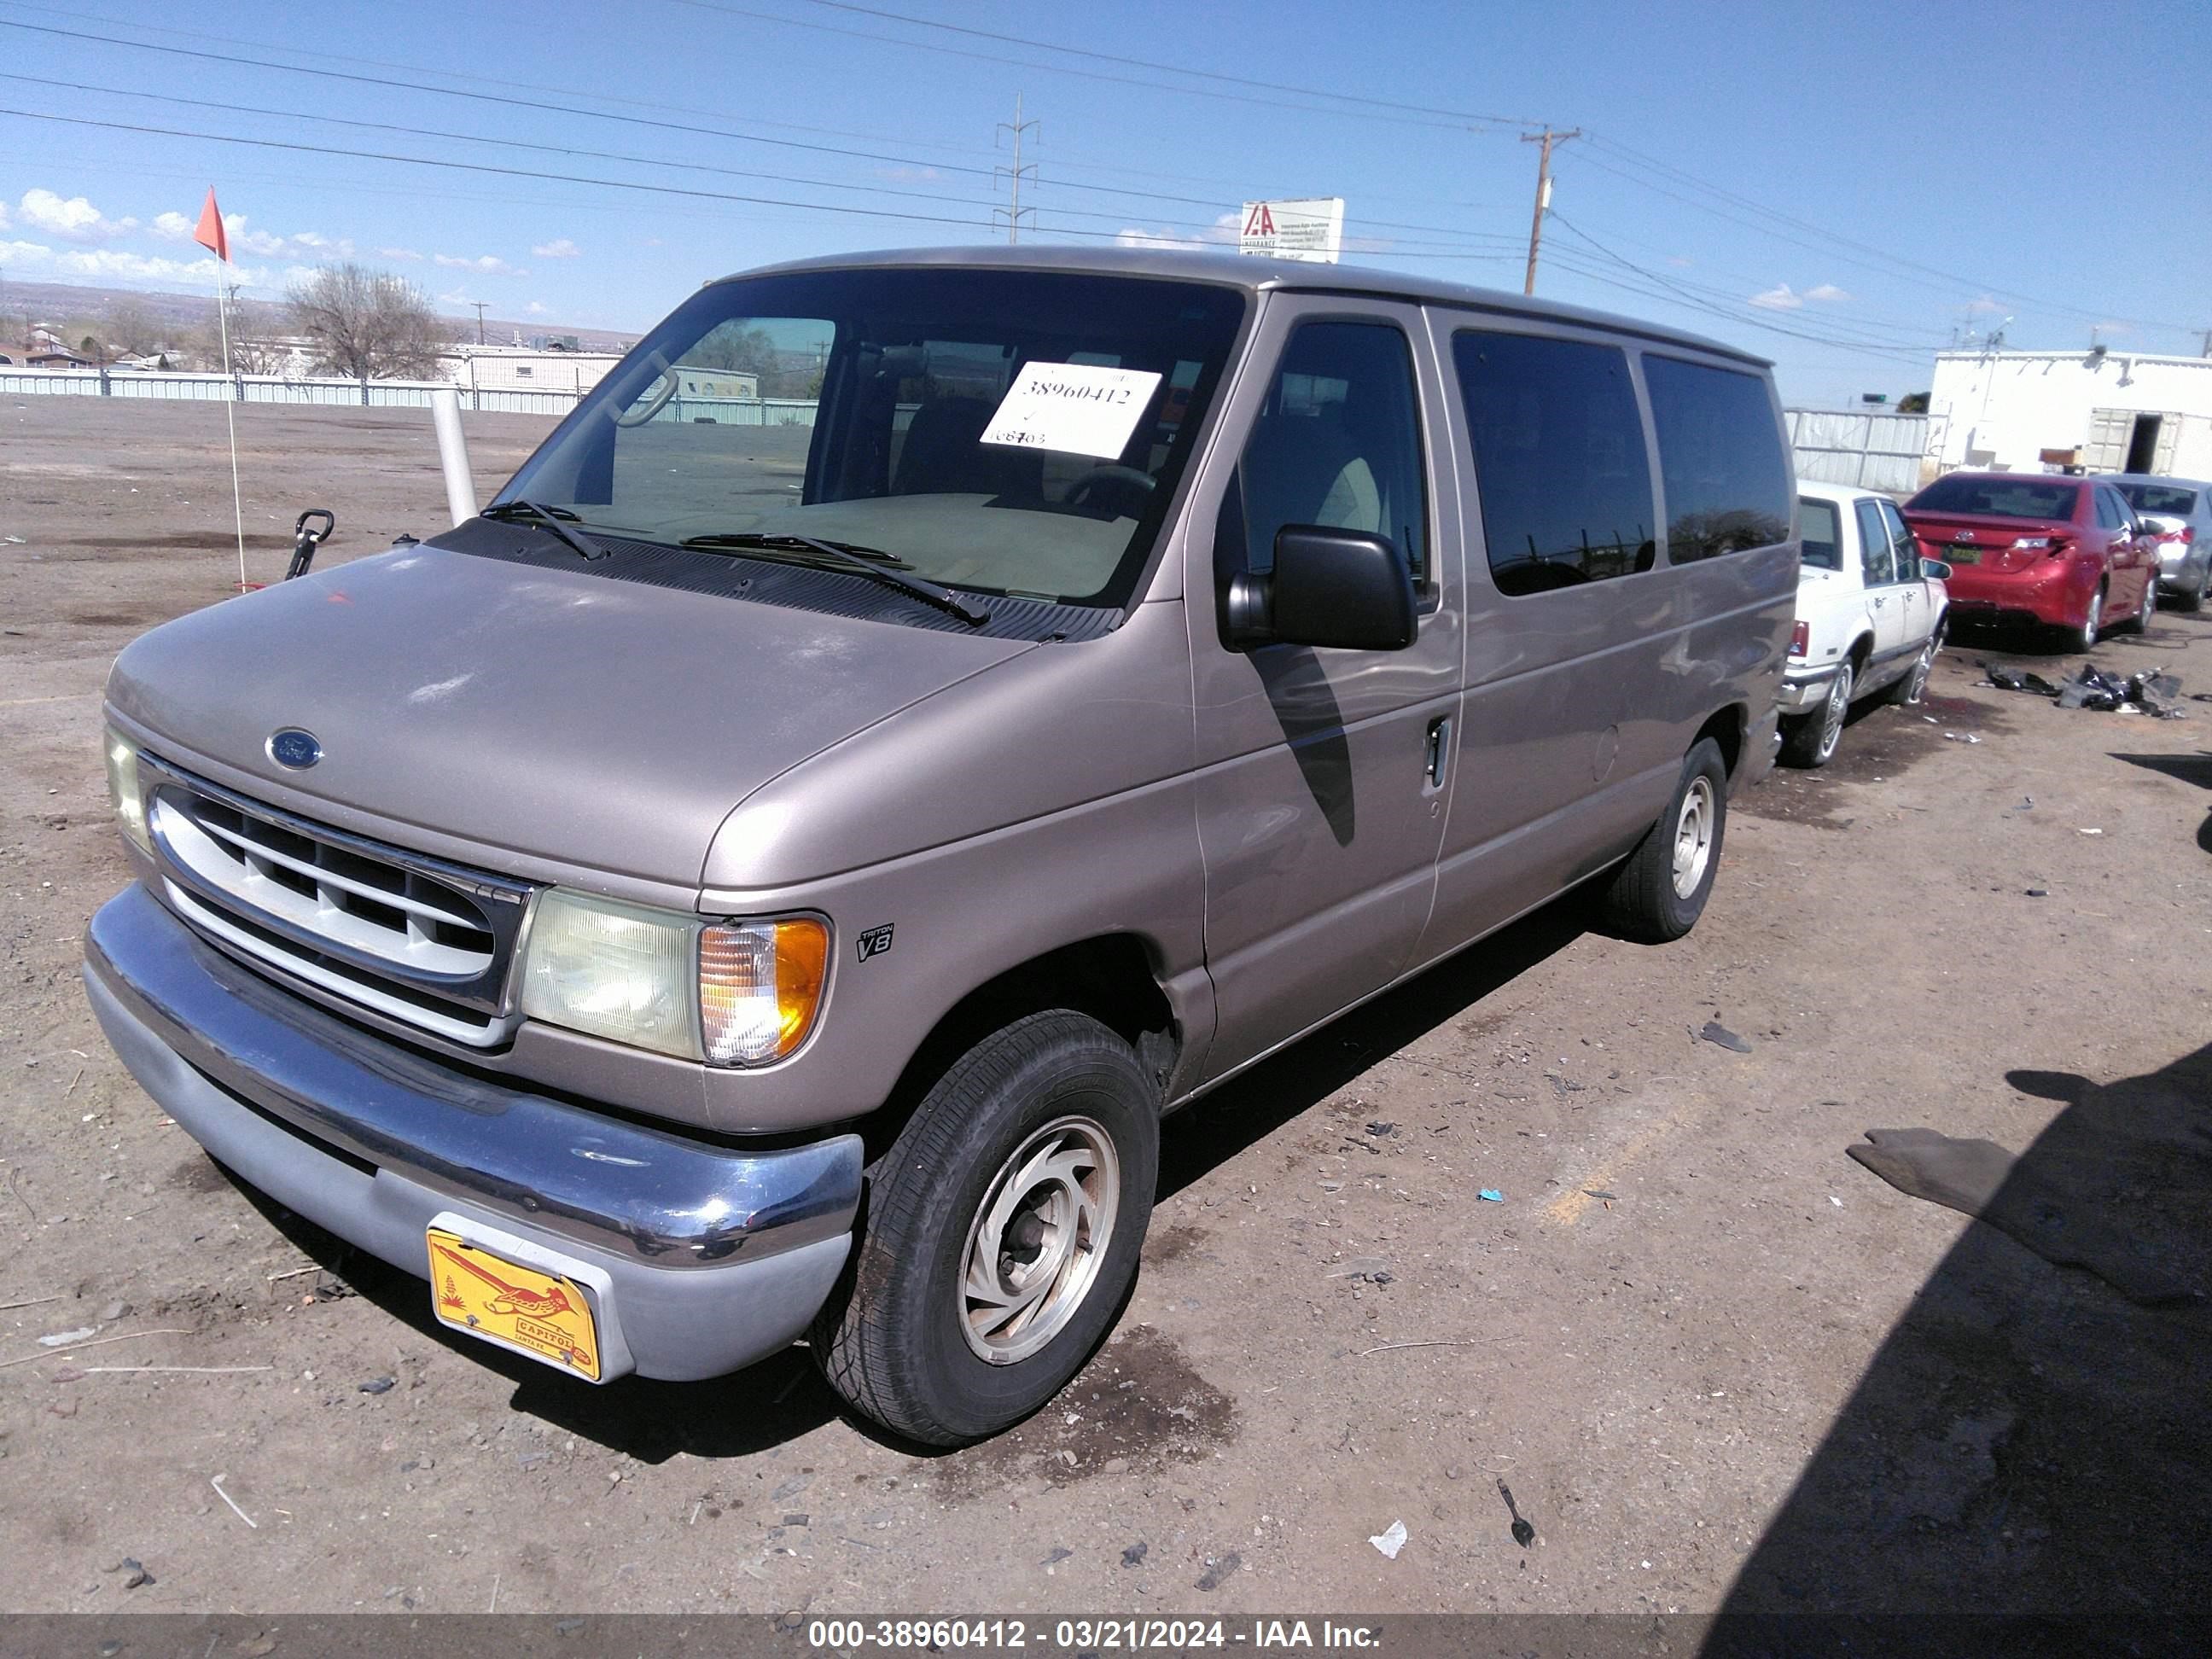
(103, 726), (151, 855)
(518, 888), (828, 1067)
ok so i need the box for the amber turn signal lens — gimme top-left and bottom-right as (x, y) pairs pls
(698, 916), (829, 1066)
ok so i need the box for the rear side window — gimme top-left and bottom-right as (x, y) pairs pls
(1798, 498), (1842, 571)
(1643, 357), (1791, 562)
(1233, 320), (1428, 584)
(1453, 330), (1655, 595)
(2117, 482), (2200, 516)
(2094, 487), (2129, 530)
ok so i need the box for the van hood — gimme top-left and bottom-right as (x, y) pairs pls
(105, 542), (1033, 889)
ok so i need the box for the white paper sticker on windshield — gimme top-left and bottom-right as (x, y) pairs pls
(981, 363), (1163, 459)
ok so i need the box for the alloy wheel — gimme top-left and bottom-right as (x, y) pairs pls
(959, 1115), (1121, 1365)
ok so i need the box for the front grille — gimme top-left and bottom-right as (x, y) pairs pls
(142, 757), (533, 1048)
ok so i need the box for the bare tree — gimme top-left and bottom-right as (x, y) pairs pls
(101, 297), (163, 356)
(286, 264), (443, 380)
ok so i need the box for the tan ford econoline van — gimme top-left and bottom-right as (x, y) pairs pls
(85, 247), (1796, 1444)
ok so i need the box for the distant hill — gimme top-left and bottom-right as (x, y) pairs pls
(0, 277), (640, 354)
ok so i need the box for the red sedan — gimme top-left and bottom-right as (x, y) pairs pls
(1901, 472), (2159, 651)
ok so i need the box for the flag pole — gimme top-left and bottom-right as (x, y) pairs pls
(216, 259), (247, 589)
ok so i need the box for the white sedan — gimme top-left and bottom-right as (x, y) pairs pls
(1778, 480), (1951, 767)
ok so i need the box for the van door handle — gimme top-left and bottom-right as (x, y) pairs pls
(1425, 715), (1452, 789)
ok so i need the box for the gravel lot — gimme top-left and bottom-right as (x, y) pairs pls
(2, 399), (2207, 1618)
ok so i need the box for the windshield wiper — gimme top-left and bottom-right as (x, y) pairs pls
(681, 532), (989, 626)
(682, 532), (908, 566)
(481, 499), (605, 562)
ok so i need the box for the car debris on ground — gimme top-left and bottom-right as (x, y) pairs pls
(1982, 660), (2186, 718)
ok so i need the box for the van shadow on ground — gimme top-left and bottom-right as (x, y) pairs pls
(1704, 1039), (2212, 1645)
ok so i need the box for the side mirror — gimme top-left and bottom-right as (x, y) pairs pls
(1920, 559), (1953, 580)
(1225, 524), (1417, 652)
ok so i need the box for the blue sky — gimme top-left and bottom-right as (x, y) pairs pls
(0, 0), (2204, 404)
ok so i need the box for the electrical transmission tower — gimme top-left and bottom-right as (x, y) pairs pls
(994, 93), (1039, 245)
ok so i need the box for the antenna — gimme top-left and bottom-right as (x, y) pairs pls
(993, 93), (1039, 245)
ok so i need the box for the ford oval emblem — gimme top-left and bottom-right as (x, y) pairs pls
(267, 728), (323, 770)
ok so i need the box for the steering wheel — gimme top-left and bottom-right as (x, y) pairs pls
(1064, 464), (1157, 511)
(612, 352), (679, 428)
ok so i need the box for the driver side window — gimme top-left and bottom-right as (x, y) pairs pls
(1227, 320), (1427, 585)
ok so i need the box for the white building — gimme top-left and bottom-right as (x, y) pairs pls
(437, 345), (626, 396)
(1928, 347), (2212, 477)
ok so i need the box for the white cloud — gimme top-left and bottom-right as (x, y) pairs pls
(0, 200), (13, 230)
(1966, 295), (2005, 315)
(436, 287), (475, 306)
(1805, 283), (1851, 303)
(18, 189), (137, 242)
(434, 253), (527, 276)
(1667, 255), (1693, 269)
(1115, 212), (1239, 253)
(1, 238), (49, 267)
(525, 300), (550, 315)
(54, 247), (230, 283)
(530, 237), (580, 259)
(149, 210), (194, 242)
(1749, 283), (1804, 311)
(379, 246), (425, 262)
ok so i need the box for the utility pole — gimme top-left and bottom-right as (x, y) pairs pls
(1520, 126), (1579, 296)
(994, 93), (1039, 245)
(472, 301), (489, 346)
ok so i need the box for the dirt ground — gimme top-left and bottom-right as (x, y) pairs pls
(2, 400), (2208, 1620)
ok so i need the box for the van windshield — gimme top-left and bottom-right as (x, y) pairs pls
(497, 268), (1247, 609)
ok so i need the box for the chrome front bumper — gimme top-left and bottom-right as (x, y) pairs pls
(83, 883), (862, 1382)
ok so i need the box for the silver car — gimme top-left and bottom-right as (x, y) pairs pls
(2106, 473), (2212, 610)
(84, 247), (1796, 1444)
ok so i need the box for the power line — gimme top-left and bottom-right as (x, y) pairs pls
(1572, 132), (2190, 334)
(667, 0), (1546, 135)
(779, 0), (1551, 130)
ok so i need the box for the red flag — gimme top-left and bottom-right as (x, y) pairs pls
(193, 188), (228, 263)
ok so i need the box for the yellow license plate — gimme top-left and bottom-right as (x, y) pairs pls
(427, 1227), (602, 1382)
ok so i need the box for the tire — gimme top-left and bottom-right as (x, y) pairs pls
(2122, 575), (2157, 634)
(1779, 657), (1854, 769)
(812, 1010), (1158, 1447)
(2182, 565), (2208, 614)
(2069, 585), (2104, 653)
(1599, 736), (1730, 943)
(1886, 621), (1943, 706)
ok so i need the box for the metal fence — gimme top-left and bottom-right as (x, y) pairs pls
(1785, 408), (1941, 495)
(0, 366), (816, 426)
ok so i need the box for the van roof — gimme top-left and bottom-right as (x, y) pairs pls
(716, 243), (1773, 370)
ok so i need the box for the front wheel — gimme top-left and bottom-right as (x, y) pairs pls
(1598, 736), (1730, 943)
(2069, 585), (2105, 653)
(811, 1010), (1157, 1447)
(2122, 576), (2157, 634)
